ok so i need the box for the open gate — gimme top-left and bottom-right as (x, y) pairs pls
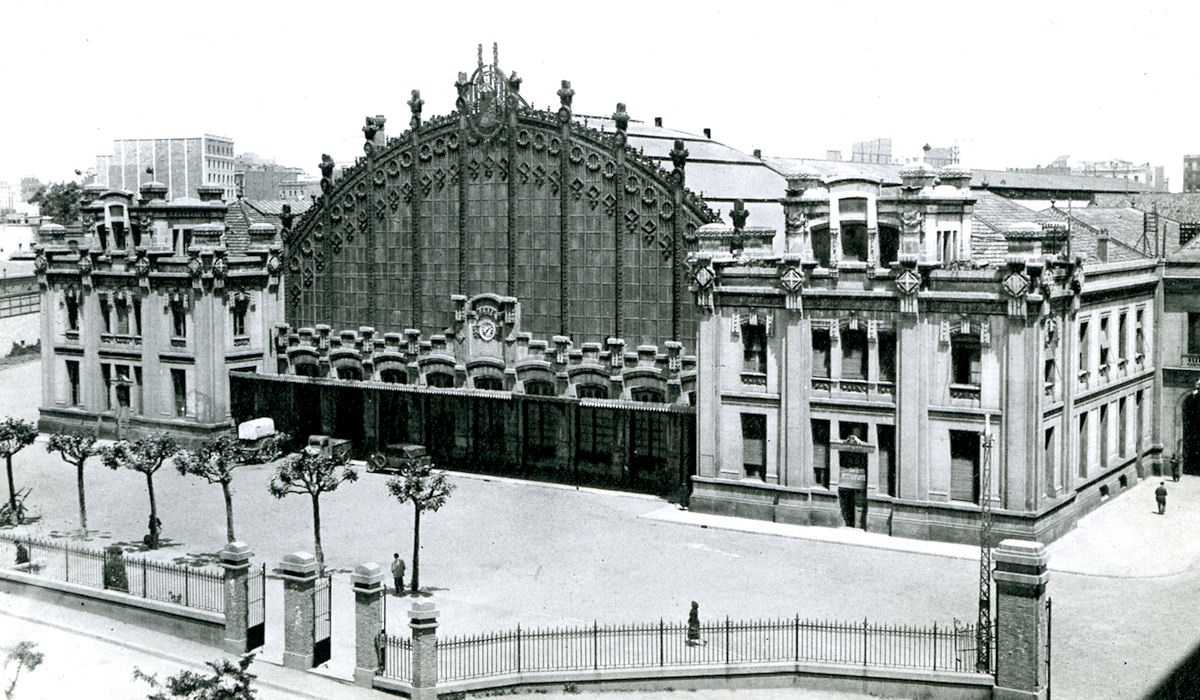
(246, 563), (266, 652)
(313, 575), (332, 666)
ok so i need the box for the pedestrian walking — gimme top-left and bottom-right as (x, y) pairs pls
(686, 601), (703, 646)
(391, 553), (406, 595)
(1172, 455), (1182, 482)
(1156, 482), (1168, 515)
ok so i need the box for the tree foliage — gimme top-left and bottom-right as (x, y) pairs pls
(386, 460), (454, 593)
(101, 435), (178, 549)
(4, 641), (43, 700)
(28, 181), (82, 226)
(175, 436), (248, 543)
(135, 652), (257, 700)
(0, 417), (38, 522)
(46, 430), (100, 531)
(269, 451), (357, 570)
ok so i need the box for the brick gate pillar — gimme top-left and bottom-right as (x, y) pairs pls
(352, 562), (385, 686)
(220, 541), (253, 654)
(994, 539), (1050, 700)
(409, 601), (440, 700)
(279, 551), (319, 670)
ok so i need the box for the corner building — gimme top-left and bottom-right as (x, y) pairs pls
(688, 167), (1160, 544)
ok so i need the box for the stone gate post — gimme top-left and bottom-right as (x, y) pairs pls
(352, 562), (385, 686)
(409, 601), (440, 700)
(220, 541), (253, 654)
(994, 539), (1050, 700)
(279, 551), (319, 670)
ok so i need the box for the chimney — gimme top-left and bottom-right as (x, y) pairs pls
(753, 149), (762, 159)
(703, 128), (711, 139)
(1096, 229), (1109, 262)
(654, 117), (662, 127)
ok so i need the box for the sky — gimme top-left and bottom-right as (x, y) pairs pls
(3, 0), (1199, 190)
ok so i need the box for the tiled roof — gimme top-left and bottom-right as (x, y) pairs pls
(1093, 192), (1200, 223)
(223, 199), (308, 252)
(1038, 206), (1153, 264)
(969, 191), (1042, 266)
(971, 169), (1154, 194)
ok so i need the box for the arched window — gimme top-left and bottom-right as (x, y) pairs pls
(474, 375), (503, 391)
(631, 387), (665, 403)
(426, 372), (454, 388)
(576, 383), (608, 399)
(525, 380), (555, 396)
(294, 363), (318, 377)
(380, 368), (407, 384)
(337, 365), (362, 381)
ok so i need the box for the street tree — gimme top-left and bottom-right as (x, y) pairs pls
(28, 181), (82, 226)
(0, 417), (38, 522)
(386, 460), (454, 593)
(174, 436), (249, 543)
(3, 641), (44, 700)
(268, 451), (357, 571)
(135, 652), (257, 700)
(101, 435), (178, 549)
(46, 431), (100, 532)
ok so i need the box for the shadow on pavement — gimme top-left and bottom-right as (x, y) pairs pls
(1147, 639), (1200, 699)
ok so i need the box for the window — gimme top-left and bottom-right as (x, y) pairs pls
(742, 323), (767, 375)
(576, 384), (607, 399)
(99, 297), (112, 334)
(951, 335), (981, 386)
(878, 424), (896, 497)
(878, 227), (899, 267)
(877, 331), (896, 382)
(114, 365), (130, 408)
(949, 430), (980, 503)
(1118, 397), (1127, 457)
(1189, 313), (1200, 355)
(812, 328), (830, 378)
(1044, 427), (1056, 498)
(523, 385), (559, 460)
(741, 413), (767, 480)
(1044, 358), (1057, 398)
(133, 299), (141, 336)
(171, 369), (187, 417)
(171, 303), (187, 338)
(1118, 312), (1127, 361)
(631, 387), (664, 403)
(474, 375), (502, 391)
(295, 363), (319, 377)
(841, 224), (867, 263)
(577, 405), (614, 463)
(938, 229), (958, 264)
(65, 294), (79, 331)
(1099, 315), (1110, 368)
(66, 360), (80, 406)
(337, 365), (362, 380)
(1078, 412), (1089, 478)
(811, 419), (830, 488)
(173, 228), (193, 255)
(426, 373), (454, 388)
(232, 304), (247, 337)
(100, 364), (112, 410)
(1135, 309), (1145, 356)
(1078, 320), (1090, 372)
(380, 368), (407, 384)
(813, 228), (831, 267)
(115, 299), (130, 335)
(841, 329), (867, 380)
(1099, 404), (1109, 469)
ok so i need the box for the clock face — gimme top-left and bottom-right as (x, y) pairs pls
(477, 319), (497, 341)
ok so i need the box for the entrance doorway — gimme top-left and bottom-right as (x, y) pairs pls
(1184, 390), (1200, 476)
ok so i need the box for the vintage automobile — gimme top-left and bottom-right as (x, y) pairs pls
(236, 418), (285, 464)
(367, 443), (433, 474)
(304, 434), (353, 462)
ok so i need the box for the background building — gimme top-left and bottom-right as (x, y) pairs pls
(233, 153), (308, 200)
(93, 135), (236, 203)
(1183, 154), (1200, 193)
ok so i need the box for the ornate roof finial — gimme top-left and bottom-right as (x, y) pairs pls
(319, 154), (335, 193)
(408, 89), (424, 130)
(730, 199), (749, 231)
(456, 71), (471, 111)
(507, 71), (522, 95)
(558, 80), (574, 110)
(612, 103), (629, 133)
(670, 139), (689, 185)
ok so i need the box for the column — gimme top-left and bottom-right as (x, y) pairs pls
(221, 541), (253, 654)
(994, 539), (1050, 700)
(409, 601), (440, 700)
(352, 562), (385, 687)
(279, 551), (319, 670)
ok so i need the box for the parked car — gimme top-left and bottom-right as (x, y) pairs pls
(304, 434), (353, 462)
(368, 443), (432, 474)
(236, 418), (285, 464)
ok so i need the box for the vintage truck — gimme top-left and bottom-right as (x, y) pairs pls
(304, 434), (353, 462)
(236, 418), (286, 464)
(367, 443), (433, 474)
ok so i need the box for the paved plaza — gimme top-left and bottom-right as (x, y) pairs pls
(2, 359), (1200, 698)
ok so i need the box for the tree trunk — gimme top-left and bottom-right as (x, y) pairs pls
(76, 461), (88, 531)
(311, 493), (324, 573)
(146, 472), (159, 549)
(410, 507), (421, 593)
(5, 454), (16, 517)
(222, 481), (235, 543)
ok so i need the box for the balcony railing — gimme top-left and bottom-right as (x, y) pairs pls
(1184, 354), (1200, 368)
(837, 378), (870, 395)
(740, 372), (766, 387)
(99, 333), (141, 347)
(233, 336), (251, 348)
(811, 378), (833, 392)
(949, 383), (981, 400)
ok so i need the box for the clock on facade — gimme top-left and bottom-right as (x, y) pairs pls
(476, 318), (497, 341)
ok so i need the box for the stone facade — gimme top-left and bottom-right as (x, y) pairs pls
(688, 169), (1161, 544)
(35, 181), (283, 443)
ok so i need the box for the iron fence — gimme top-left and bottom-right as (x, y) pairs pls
(381, 633), (412, 681)
(0, 532), (224, 614)
(379, 615), (987, 683)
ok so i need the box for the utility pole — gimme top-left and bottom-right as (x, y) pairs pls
(977, 414), (995, 672)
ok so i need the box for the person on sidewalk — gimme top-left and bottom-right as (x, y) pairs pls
(1156, 482), (1168, 515)
(391, 553), (406, 595)
(1172, 455), (1182, 482)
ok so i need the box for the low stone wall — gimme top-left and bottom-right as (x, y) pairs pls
(0, 566), (225, 646)
(374, 661), (993, 699)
